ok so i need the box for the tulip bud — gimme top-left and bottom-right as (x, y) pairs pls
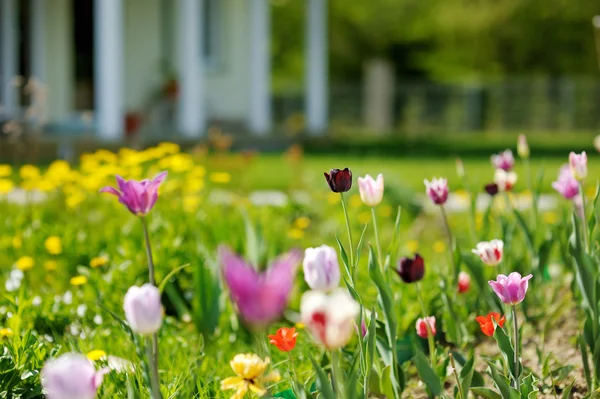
(569, 151), (587, 181)
(357, 174), (384, 206)
(396, 254), (425, 283)
(455, 158), (465, 179)
(594, 135), (600, 153)
(484, 183), (499, 196)
(303, 245), (340, 291)
(424, 177), (449, 205)
(457, 271), (470, 293)
(324, 168), (352, 193)
(517, 134), (529, 159)
(416, 316), (436, 338)
(42, 353), (108, 399)
(123, 284), (163, 334)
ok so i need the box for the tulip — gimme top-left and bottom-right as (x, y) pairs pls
(457, 271), (470, 293)
(569, 151), (587, 181)
(552, 165), (579, 199)
(484, 183), (499, 196)
(475, 312), (506, 337)
(41, 353), (109, 399)
(455, 158), (465, 178)
(220, 246), (302, 328)
(324, 168), (352, 193)
(100, 172), (168, 216)
(396, 253), (425, 283)
(123, 284), (163, 334)
(594, 135), (600, 153)
(268, 327), (298, 352)
(472, 239), (503, 266)
(300, 288), (360, 350)
(416, 316), (436, 338)
(357, 174), (384, 206)
(493, 169), (517, 192)
(303, 245), (340, 291)
(517, 135), (529, 159)
(488, 272), (533, 305)
(424, 177), (449, 205)
(491, 149), (515, 171)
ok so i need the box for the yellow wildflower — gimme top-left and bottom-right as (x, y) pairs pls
(379, 205), (393, 218)
(90, 257), (108, 268)
(66, 192), (86, 208)
(11, 236), (22, 249)
(406, 240), (419, 253)
(433, 240), (446, 253)
(19, 164), (40, 180)
(221, 354), (280, 399)
(287, 228), (304, 240)
(293, 217), (311, 230)
(358, 212), (371, 225)
(349, 194), (363, 208)
(327, 192), (340, 205)
(0, 179), (13, 194)
(0, 164), (12, 177)
(183, 178), (205, 194)
(0, 328), (13, 338)
(44, 260), (58, 271)
(44, 236), (63, 255)
(183, 196), (201, 213)
(543, 212), (557, 225)
(157, 142), (180, 155)
(209, 172), (231, 184)
(70, 276), (88, 286)
(586, 186), (596, 198)
(87, 350), (107, 361)
(16, 256), (34, 271)
(294, 322), (305, 330)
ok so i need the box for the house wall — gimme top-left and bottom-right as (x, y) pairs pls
(44, 0), (73, 122)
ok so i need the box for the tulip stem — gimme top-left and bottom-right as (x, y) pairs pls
(449, 353), (465, 399)
(288, 352), (300, 387)
(511, 305), (520, 391)
(579, 182), (589, 252)
(140, 217), (160, 392)
(524, 158), (537, 230)
(370, 207), (384, 274)
(146, 335), (163, 399)
(439, 205), (456, 282)
(416, 283), (436, 367)
(340, 193), (355, 275)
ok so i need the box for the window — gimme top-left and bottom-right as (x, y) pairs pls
(203, 0), (221, 68)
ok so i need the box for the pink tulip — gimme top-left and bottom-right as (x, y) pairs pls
(491, 150), (515, 171)
(458, 271), (470, 294)
(569, 151), (587, 181)
(100, 172), (167, 216)
(123, 284), (164, 334)
(552, 165), (579, 199)
(357, 174), (384, 206)
(416, 316), (436, 338)
(424, 177), (448, 205)
(488, 272), (533, 305)
(42, 353), (108, 399)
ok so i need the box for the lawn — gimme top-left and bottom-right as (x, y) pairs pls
(0, 142), (597, 398)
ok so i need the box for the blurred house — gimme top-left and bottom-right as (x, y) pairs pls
(0, 0), (328, 139)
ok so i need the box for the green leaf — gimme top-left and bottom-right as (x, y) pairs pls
(380, 365), (396, 399)
(365, 309), (377, 381)
(487, 362), (520, 399)
(385, 206), (403, 270)
(577, 334), (593, 392)
(308, 354), (336, 399)
(355, 223), (369, 268)
(470, 387), (503, 399)
(336, 236), (352, 282)
(519, 373), (538, 399)
(272, 389), (296, 399)
(158, 263), (191, 293)
(570, 213), (599, 314)
(459, 356), (475, 393)
(513, 208), (535, 254)
(413, 349), (443, 396)
(561, 380), (575, 399)
(241, 210), (260, 267)
(493, 323), (521, 381)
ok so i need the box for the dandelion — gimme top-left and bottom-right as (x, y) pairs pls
(87, 350), (107, 361)
(11, 236), (22, 249)
(0, 328), (13, 337)
(293, 216), (311, 229)
(90, 256), (108, 268)
(0, 164), (12, 177)
(0, 179), (14, 194)
(209, 172), (232, 184)
(287, 228), (304, 240)
(16, 256), (34, 271)
(70, 276), (88, 286)
(433, 240), (446, 253)
(45, 236), (63, 255)
(44, 260), (58, 271)
(220, 354), (280, 398)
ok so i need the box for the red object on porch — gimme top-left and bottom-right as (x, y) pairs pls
(125, 112), (143, 137)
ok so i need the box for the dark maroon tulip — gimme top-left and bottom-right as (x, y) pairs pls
(484, 183), (499, 197)
(324, 168), (352, 193)
(396, 253), (425, 283)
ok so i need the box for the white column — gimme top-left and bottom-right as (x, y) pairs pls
(178, 0), (205, 137)
(30, 0), (45, 82)
(95, 0), (124, 139)
(305, 0), (328, 135)
(1, 0), (18, 117)
(248, 0), (271, 135)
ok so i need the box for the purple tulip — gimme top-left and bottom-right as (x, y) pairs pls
(488, 272), (533, 305)
(424, 177), (449, 205)
(100, 172), (167, 216)
(552, 165), (579, 199)
(569, 151), (587, 181)
(42, 353), (108, 399)
(220, 246), (302, 328)
(491, 149), (515, 171)
(303, 245), (340, 291)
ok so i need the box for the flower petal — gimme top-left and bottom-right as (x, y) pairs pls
(221, 376), (245, 390)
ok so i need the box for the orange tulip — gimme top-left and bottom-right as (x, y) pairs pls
(475, 312), (506, 337)
(268, 327), (298, 352)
